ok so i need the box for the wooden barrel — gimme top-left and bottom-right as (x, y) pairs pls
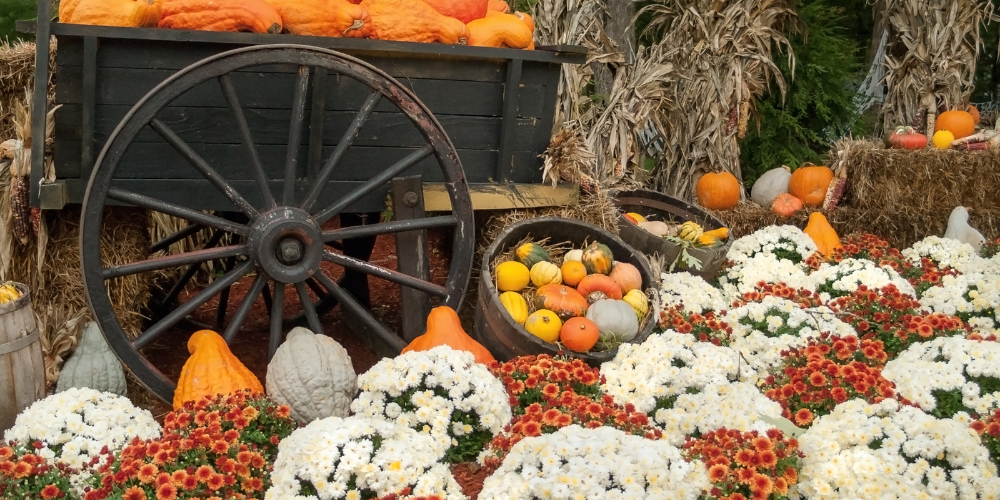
(615, 189), (731, 281)
(473, 217), (657, 366)
(0, 283), (44, 434)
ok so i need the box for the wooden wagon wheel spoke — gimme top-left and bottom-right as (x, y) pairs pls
(133, 259), (255, 350)
(322, 249), (448, 298)
(268, 282), (287, 360)
(222, 273), (269, 344)
(218, 74), (275, 209)
(295, 281), (324, 335)
(103, 243), (247, 280)
(108, 188), (249, 235)
(150, 222), (204, 254)
(313, 144), (434, 225)
(149, 118), (259, 218)
(283, 66), (310, 206)
(153, 229), (227, 316)
(301, 90), (381, 213)
(323, 215), (457, 241)
(314, 271), (406, 352)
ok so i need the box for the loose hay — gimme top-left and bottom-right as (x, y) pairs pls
(0, 40), (55, 143)
(713, 202), (1000, 250)
(828, 138), (1000, 212)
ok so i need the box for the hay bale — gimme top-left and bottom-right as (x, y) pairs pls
(1, 40), (54, 143)
(829, 139), (1000, 212)
(713, 203), (1000, 250)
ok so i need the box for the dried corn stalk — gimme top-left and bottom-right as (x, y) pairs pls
(541, 125), (599, 193)
(642, 0), (796, 200)
(880, 0), (995, 131)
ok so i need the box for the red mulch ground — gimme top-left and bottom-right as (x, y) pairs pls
(139, 216), (486, 496)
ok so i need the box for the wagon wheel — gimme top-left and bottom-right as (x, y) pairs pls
(81, 45), (475, 403)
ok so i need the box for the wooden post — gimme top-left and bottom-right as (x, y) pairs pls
(392, 176), (431, 342)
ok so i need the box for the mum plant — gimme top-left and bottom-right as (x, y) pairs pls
(0, 444), (78, 500)
(682, 427), (804, 500)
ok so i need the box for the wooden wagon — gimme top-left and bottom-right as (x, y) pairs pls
(18, 3), (585, 403)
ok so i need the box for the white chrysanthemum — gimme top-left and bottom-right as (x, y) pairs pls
(808, 258), (916, 301)
(792, 399), (1000, 500)
(920, 273), (1000, 335)
(651, 381), (781, 445)
(658, 271), (728, 314)
(266, 416), (466, 500)
(351, 346), (511, 459)
(903, 236), (986, 274)
(478, 425), (709, 500)
(718, 226), (818, 298)
(726, 295), (856, 372)
(883, 337), (1000, 416)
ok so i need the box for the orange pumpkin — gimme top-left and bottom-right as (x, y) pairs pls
(159, 0), (282, 33)
(968, 104), (981, 125)
(771, 193), (803, 217)
(608, 262), (642, 294)
(935, 110), (976, 139)
(788, 163), (833, 207)
(560, 317), (599, 352)
(487, 0), (509, 12)
(360, 0), (470, 44)
(467, 13), (533, 48)
(534, 284), (589, 320)
(266, 0), (374, 37)
(577, 274), (623, 301)
(560, 260), (587, 287)
(174, 330), (264, 410)
(65, 0), (162, 27)
(513, 11), (533, 32)
(803, 212), (841, 258)
(401, 306), (495, 364)
(421, 0), (487, 23)
(696, 172), (740, 210)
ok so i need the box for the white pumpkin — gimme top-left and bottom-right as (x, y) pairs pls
(266, 327), (357, 424)
(56, 322), (127, 396)
(586, 299), (639, 350)
(750, 166), (792, 206)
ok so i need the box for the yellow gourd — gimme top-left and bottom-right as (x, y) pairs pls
(679, 221), (704, 241)
(524, 310), (562, 343)
(803, 212), (841, 258)
(529, 261), (562, 286)
(622, 290), (649, 320)
(174, 330), (263, 410)
(496, 261), (530, 292)
(499, 291), (529, 325)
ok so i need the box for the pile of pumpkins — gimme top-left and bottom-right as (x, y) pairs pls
(59, 0), (536, 49)
(750, 162), (837, 217)
(494, 241), (649, 352)
(621, 213), (730, 248)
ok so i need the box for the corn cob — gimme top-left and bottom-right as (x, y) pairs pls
(958, 142), (989, 151)
(31, 207), (41, 235)
(822, 177), (847, 211)
(726, 104), (739, 135)
(10, 175), (31, 243)
(737, 99), (750, 139)
(912, 107), (926, 130)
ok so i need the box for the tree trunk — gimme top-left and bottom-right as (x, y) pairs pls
(593, 0), (637, 98)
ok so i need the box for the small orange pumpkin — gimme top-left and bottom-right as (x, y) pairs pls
(421, 0), (487, 23)
(788, 163), (833, 207)
(401, 306), (495, 364)
(696, 172), (740, 210)
(560, 317), (599, 352)
(265, 0), (374, 37)
(576, 274), (623, 301)
(771, 193), (803, 217)
(560, 260), (587, 287)
(534, 284), (589, 320)
(159, 0), (282, 33)
(803, 212), (841, 258)
(174, 330), (264, 410)
(935, 110), (976, 139)
(360, 0), (470, 44)
(467, 13), (533, 48)
(968, 104), (981, 125)
(608, 262), (642, 294)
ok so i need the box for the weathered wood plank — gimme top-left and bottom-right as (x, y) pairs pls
(56, 105), (543, 151)
(55, 141), (539, 183)
(423, 183), (580, 211)
(0, 288), (45, 434)
(391, 176), (431, 342)
(55, 66), (548, 118)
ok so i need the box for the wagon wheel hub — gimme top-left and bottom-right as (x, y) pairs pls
(250, 207), (323, 284)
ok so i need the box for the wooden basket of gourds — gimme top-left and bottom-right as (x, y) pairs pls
(473, 217), (658, 366)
